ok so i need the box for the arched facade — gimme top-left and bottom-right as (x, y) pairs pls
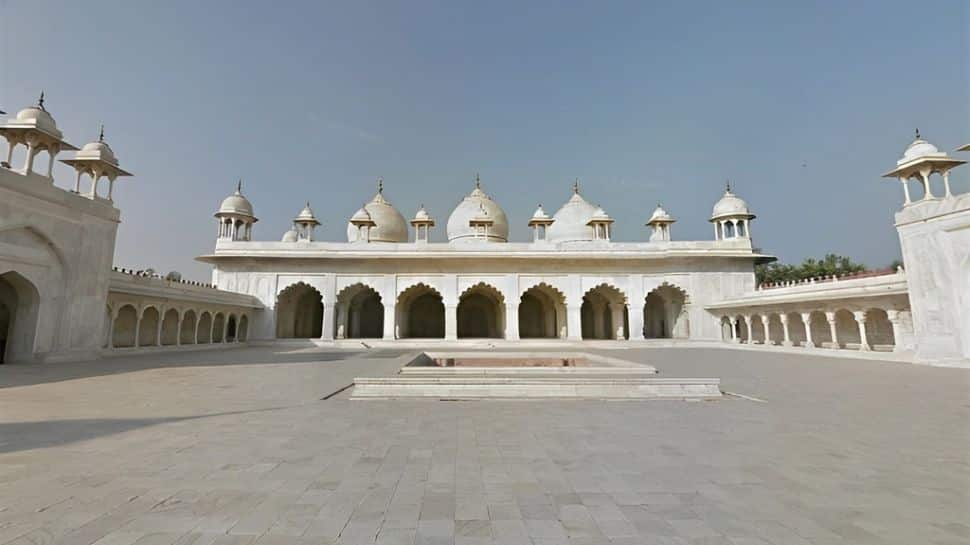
(335, 283), (384, 339)
(138, 307), (160, 347)
(581, 284), (627, 340)
(197, 312), (213, 343)
(397, 283), (444, 339)
(519, 283), (566, 339)
(276, 282), (323, 339)
(161, 308), (179, 346)
(180, 310), (197, 344)
(457, 283), (505, 338)
(212, 313), (226, 343)
(643, 283), (689, 339)
(0, 271), (41, 363)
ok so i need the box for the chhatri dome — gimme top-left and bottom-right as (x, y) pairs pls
(899, 129), (944, 164)
(446, 175), (509, 243)
(14, 94), (60, 135)
(710, 182), (754, 221)
(345, 179), (408, 243)
(218, 180), (255, 217)
(546, 180), (607, 243)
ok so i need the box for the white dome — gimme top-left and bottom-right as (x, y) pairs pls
(281, 228), (299, 242)
(413, 205), (432, 221)
(294, 202), (319, 224)
(345, 189), (408, 243)
(901, 137), (940, 162)
(530, 204), (550, 220)
(217, 183), (255, 217)
(647, 204), (674, 224)
(710, 187), (753, 221)
(79, 141), (118, 164)
(547, 189), (600, 243)
(446, 181), (509, 243)
(16, 105), (58, 133)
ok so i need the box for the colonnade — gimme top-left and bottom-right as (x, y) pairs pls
(718, 306), (909, 352)
(274, 280), (691, 342)
(106, 302), (251, 349)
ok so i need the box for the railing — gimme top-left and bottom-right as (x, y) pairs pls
(112, 266), (217, 289)
(756, 267), (902, 291)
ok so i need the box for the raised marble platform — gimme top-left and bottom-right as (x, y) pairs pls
(350, 351), (721, 400)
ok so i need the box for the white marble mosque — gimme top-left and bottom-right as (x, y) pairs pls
(0, 95), (968, 366)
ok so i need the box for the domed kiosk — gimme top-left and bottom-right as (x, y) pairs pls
(346, 180), (408, 243)
(446, 176), (509, 243)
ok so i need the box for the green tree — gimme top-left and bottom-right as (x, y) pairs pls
(755, 254), (867, 285)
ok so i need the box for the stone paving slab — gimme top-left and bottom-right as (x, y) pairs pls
(0, 345), (967, 544)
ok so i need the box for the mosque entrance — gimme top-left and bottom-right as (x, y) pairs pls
(581, 284), (628, 340)
(643, 284), (689, 339)
(397, 284), (445, 338)
(336, 284), (384, 339)
(0, 272), (40, 363)
(518, 284), (566, 339)
(276, 282), (323, 338)
(457, 284), (504, 339)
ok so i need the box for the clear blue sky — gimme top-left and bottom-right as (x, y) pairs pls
(2, 1), (967, 280)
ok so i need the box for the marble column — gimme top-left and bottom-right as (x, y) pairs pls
(800, 312), (814, 348)
(505, 302), (519, 340)
(853, 310), (870, 351)
(383, 303), (396, 340)
(730, 317), (739, 343)
(445, 305), (458, 340)
(886, 309), (903, 353)
(825, 311), (839, 349)
(743, 315), (753, 344)
(567, 304), (582, 341)
(780, 313), (792, 346)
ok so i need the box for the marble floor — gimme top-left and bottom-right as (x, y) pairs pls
(0, 345), (967, 545)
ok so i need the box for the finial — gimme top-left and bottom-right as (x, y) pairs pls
(915, 128), (921, 140)
(377, 177), (383, 193)
(236, 178), (242, 193)
(98, 124), (105, 142)
(725, 179), (731, 192)
(475, 173), (481, 189)
(305, 200), (310, 208)
(573, 178), (579, 194)
(38, 91), (46, 110)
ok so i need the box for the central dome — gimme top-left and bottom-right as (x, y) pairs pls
(446, 179), (509, 243)
(546, 185), (601, 243)
(345, 185), (408, 243)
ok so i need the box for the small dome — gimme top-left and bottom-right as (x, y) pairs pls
(16, 105), (58, 133)
(547, 184), (601, 243)
(281, 228), (299, 242)
(350, 206), (373, 223)
(446, 178), (509, 243)
(79, 140), (118, 165)
(294, 202), (319, 224)
(647, 204), (674, 224)
(530, 204), (550, 220)
(345, 185), (408, 242)
(217, 182), (255, 217)
(710, 186), (753, 221)
(590, 206), (612, 221)
(413, 205), (432, 221)
(901, 136), (940, 163)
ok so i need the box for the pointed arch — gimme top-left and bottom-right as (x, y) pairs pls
(335, 283), (384, 339)
(197, 311), (213, 344)
(212, 312), (226, 343)
(276, 282), (323, 339)
(519, 283), (567, 339)
(238, 315), (249, 342)
(0, 271), (41, 362)
(180, 309), (197, 344)
(582, 284), (628, 340)
(226, 313), (238, 342)
(160, 308), (179, 346)
(397, 283), (444, 338)
(458, 282), (505, 338)
(643, 282), (689, 339)
(138, 306), (160, 347)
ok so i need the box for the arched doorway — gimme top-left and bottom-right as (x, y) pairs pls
(865, 308), (895, 351)
(197, 311), (213, 343)
(238, 315), (249, 342)
(720, 316), (733, 341)
(835, 309), (860, 349)
(0, 271), (41, 363)
(809, 311), (831, 347)
(138, 307), (160, 347)
(336, 284), (384, 339)
(643, 284), (689, 339)
(736, 315), (749, 342)
(226, 314), (237, 342)
(519, 284), (566, 339)
(458, 283), (505, 338)
(397, 284), (444, 338)
(212, 313), (225, 343)
(276, 283), (323, 339)
(787, 312), (807, 346)
(160, 309), (179, 346)
(582, 284), (627, 340)
(766, 314), (784, 345)
(112, 305), (137, 348)
(180, 310), (197, 344)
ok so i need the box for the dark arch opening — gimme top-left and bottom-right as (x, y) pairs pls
(398, 284), (445, 339)
(276, 283), (324, 339)
(458, 284), (504, 339)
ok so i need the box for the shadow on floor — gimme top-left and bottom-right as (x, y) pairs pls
(0, 345), (410, 389)
(0, 406), (295, 454)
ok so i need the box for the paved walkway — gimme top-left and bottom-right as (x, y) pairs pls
(0, 346), (967, 544)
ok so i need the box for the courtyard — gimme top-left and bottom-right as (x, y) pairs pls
(0, 345), (967, 545)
